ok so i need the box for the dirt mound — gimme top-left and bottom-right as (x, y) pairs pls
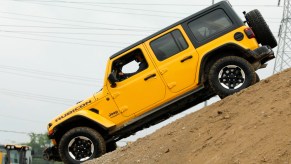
(86, 69), (291, 164)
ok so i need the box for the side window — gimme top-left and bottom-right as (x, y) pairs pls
(150, 30), (188, 61)
(111, 49), (148, 81)
(188, 9), (232, 42)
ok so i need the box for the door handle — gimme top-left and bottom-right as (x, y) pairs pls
(180, 55), (193, 63)
(144, 74), (156, 81)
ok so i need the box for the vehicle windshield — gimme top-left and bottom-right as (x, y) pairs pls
(9, 150), (20, 164)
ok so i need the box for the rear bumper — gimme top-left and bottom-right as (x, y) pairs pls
(250, 45), (275, 64)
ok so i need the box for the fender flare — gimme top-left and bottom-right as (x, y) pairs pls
(76, 110), (116, 129)
(198, 43), (253, 83)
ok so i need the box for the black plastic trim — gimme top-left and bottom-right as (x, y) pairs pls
(48, 115), (109, 140)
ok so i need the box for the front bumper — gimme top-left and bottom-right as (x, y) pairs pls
(43, 146), (61, 161)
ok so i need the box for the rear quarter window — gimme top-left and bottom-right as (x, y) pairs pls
(188, 9), (233, 42)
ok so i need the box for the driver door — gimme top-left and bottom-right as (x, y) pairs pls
(107, 45), (166, 117)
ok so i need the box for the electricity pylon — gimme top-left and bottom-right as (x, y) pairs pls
(273, 0), (291, 73)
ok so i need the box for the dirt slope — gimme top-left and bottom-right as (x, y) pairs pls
(87, 69), (291, 164)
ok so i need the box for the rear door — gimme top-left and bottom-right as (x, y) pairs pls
(145, 25), (200, 93)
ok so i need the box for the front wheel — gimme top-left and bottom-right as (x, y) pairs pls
(58, 127), (106, 164)
(208, 56), (256, 99)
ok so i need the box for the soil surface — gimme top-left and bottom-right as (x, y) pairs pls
(86, 69), (291, 164)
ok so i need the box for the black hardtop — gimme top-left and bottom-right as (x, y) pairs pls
(110, 0), (233, 60)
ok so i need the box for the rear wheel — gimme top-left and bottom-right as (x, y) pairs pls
(245, 9), (277, 48)
(59, 127), (106, 164)
(208, 56), (256, 98)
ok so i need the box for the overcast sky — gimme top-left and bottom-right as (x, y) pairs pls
(0, 0), (282, 144)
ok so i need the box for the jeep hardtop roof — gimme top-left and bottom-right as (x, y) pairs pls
(110, 0), (242, 59)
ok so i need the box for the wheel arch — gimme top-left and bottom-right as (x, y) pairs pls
(198, 43), (255, 84)
(52, 115), (115, 144)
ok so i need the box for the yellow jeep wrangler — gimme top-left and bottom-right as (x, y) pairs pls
(44, 1), (276, 163)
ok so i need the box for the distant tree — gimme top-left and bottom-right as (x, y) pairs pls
(24, 132), (57, 163)
(27, 132), (50, 156)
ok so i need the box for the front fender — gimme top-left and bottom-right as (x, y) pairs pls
(49, 110), (116, 141)
(76, 110), (116, 129)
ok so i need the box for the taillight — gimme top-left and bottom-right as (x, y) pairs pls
(244, 27), (255, 39)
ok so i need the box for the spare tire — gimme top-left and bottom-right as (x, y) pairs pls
(245, 9), (277, 48)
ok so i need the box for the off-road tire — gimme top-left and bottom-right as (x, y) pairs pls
(106, 142), (117, 153)
(208, 56), (256, 99)
(245, 9), (277, 48)
(58, 127), (106, 164)
(255, 72), (260, 83)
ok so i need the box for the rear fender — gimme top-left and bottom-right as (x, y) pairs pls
(198, 43), (253, 84)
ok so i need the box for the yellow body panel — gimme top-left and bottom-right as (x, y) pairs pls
(48, 25), (260, 135)
(0, 152), (7, 164)
(0, 152), (3, 164)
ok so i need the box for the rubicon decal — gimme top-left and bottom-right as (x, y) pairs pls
(55, 100), (92, 122)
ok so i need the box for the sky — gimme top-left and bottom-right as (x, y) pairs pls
(0, 0), (283, 145)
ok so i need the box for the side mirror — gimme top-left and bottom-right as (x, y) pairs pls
(108, 73), (117, 88)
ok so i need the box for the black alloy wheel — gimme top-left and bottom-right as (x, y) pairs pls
(208, 56), (256, 98)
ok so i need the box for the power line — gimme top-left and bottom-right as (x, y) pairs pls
(0, 89), (76, 106)
(7, 0), (208, 7)
(0, 24), (156, 32)
(0, 29), (147, 36)
(7, 1), (183, 18)
(0, 70), (101, 87)
(8, 0), (281, 20)
(6, 0), (281, 7)
(0, 29), (132, 44)
(0, 64), (101, 82)
(0, 114), (44, 123)
(0, 16), (157, 32)
(0, 11), (159, 30)
(0, 25), (154, 34)
(0, 89), (76, 102)
(0, 34), (124, 47)
(0, 129), (30, 135)
(0, 65), (104, 87)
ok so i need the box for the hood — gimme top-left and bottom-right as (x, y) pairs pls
(47, 88), (109, 134)
(48, 96), (96, 130)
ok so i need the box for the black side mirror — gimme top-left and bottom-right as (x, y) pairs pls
(108, 73), (117, 88)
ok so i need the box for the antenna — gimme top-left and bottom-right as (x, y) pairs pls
(273, 0), (291, 73)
